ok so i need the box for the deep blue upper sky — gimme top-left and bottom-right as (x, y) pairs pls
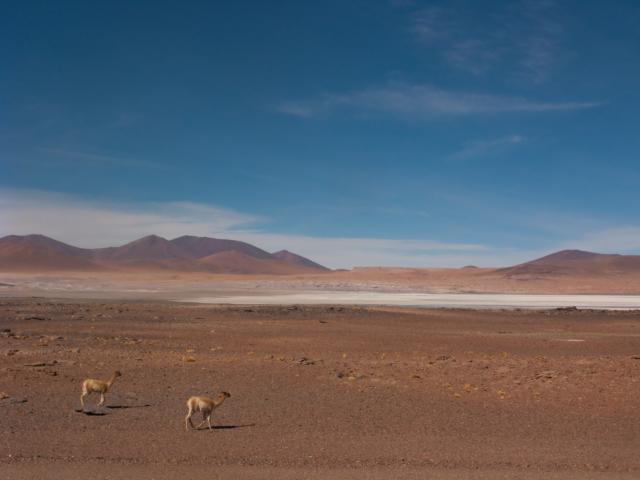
(2, 0), (639, 267)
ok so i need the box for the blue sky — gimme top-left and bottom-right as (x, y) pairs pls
(2, 0), (640, 267)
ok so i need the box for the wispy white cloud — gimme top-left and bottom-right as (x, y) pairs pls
(277, 83), (601, 119)
(409, 6), (447, 41)
(408, 0), (562, 82)
(0, 189), (263, 248)
(5, 189), (633, 269)
(39, 148), (164, 169)
(562, 227), (640, 253)
(450, 135), (525, 160)
(512, 0), (562, 83)
(0, 188), (508, 268)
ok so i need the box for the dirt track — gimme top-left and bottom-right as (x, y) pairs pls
(2, 299), (640, 479)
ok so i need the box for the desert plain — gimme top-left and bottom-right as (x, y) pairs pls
(2, 295), (640, 479)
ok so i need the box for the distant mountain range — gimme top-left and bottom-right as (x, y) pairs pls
(0, 234), (330, 274)
(2, 235), (640, 277)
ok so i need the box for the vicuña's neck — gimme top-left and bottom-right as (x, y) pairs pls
(107, 373), (118, 386)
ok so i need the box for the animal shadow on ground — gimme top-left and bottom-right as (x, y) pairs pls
(74, 408), (108, 416)
(74, 403), (151, 415)
(105, 403), (152, 409)
(195, 422), (256, 431)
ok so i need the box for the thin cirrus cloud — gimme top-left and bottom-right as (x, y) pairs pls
(450, 135), (526, 160)
(0, 188), (500, 268)
(276, 84), (601, 120)
(408, 1), (562, 83)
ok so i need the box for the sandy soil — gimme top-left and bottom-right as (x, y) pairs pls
(2, 299), (640, 479)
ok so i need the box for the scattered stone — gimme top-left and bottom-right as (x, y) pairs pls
(6, 349), (19, 356)
(183, 356), (196, 363)
(9, 397), (27, 404)
(0, 392), (9, 400)
(25, 316), (48, 321)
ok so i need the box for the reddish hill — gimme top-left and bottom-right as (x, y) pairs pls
(499, 249), (640, 276)
(197, 250), (304, 274)
(0, 235), (98, 271)
(94, 235), (191, 263)
(170, 235), (273, 259)
(0, 234), (329, 274)
(272, 250), (330, 271)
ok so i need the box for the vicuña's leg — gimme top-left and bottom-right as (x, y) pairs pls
(207, 415), (213, 430)
(80, 393), (86, 408)
(196, 411), (208, 429)
(99, 392), (105, 406)
(185, 408), (195, 430)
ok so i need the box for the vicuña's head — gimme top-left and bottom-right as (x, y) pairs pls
(221, 391), (231, 398)
(114, 370), (122, 377)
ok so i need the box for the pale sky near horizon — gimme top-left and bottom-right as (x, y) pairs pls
(2, 1), (640, 268)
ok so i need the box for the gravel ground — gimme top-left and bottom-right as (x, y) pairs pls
(1, 299), (640, 479)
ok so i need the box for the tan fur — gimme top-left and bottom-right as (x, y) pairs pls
(80, 370), (121, 408)
(185, 391), (230, 430)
